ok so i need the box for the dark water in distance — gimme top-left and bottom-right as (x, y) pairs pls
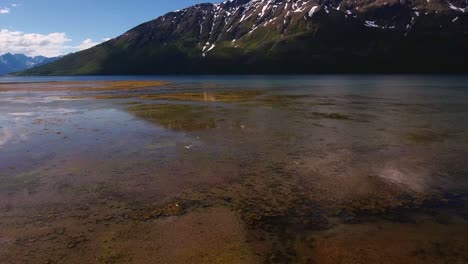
(1, 75), (468, 263)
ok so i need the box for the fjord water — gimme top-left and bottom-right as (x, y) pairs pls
(1, 75), (468, 263)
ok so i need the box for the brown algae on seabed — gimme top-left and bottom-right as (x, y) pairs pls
(259, 94), (335, 108)
(405, 130), (454, 144)
(2, 78), (468, 263)
(303, 221), (468, 264)
(66, 90), (264, 101)
(0, 172), (41, 193)
(126, 104), (223, 131)
(135, 167), (468, 263)
(126, 202), (185, 221)
(139, 91), (263, 102)
(309, 112), (352, 120)
(113, 207), (262, 264)
(0, 80), (168, 92)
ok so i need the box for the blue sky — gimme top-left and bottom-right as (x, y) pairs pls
(0, 0), (220, 57)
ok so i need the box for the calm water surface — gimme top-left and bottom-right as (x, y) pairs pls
(1, 75), (468, 263)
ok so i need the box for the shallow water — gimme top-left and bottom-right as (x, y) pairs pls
(1, 76), (468, 263)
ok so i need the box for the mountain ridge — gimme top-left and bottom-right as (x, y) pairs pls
(21, 0), (468, 75)
(1, 53), (59, 75)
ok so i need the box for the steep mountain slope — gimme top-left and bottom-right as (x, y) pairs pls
(23, 0), (468, 75)
(0, 53), (59, 75)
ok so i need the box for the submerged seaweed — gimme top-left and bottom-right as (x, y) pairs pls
(127, 104), (220, 131)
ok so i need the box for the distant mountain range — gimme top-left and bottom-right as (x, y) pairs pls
(0, 53), (59, 75)
(21, 0), (468, 75)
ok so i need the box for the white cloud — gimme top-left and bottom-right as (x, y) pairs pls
(75, 38), (100, 51)
(0, 29), (72, 57)
(0, 7), (10, 14)
(1, 3), (18, 14)
(0, 28), (112, 57)
(71, 37), (111, 52)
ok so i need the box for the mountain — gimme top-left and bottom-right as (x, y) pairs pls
(0, 53), (60, 75)
(21, 0), (468, 75)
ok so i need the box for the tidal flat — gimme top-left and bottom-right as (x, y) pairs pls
(1, 76), (468, 263)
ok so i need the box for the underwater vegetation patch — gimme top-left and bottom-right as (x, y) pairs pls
(126, 104), (221, 131)
(63, 90), (263, 102)
(126, 202), (185, 221)
(405, 130), (454, 144)
(0, 80), (168, 92)
(0, 172), (41, 193)
(309, 112), (352, 120)
(138, 90), (263, 102)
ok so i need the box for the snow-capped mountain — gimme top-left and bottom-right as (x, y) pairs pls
(23, 0), (468, 75)
(123, 0), (467, 52)
(0, 53), (59, 75)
